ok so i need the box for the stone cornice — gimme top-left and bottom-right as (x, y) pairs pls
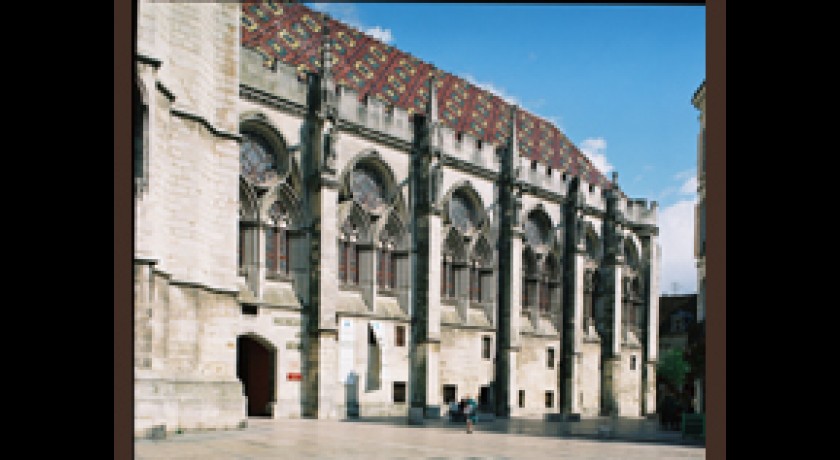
(519, 182), (566, 204)
(441, 322), (498, 332)
(155, 81), (175, 102)
(136, 53), (162, 69)
(170, 107), (241, 142)
(167, 278), (239, 296)
(239, 299), (303, 312)
(335, 310), (411, 323)
(240, 84), (308, 117)
(440, 154), (500, 181)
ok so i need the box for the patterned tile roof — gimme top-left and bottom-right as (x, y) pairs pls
(241, 1), (612, 189)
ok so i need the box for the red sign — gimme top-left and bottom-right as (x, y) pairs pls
(287, 372), (302, 381)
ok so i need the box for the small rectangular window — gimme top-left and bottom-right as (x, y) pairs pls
(441, 260), (447, 297)
(395, 325), (405, 347)
(368, 325), (376, 346)
(443, 384), (457, 403)
(482, 336), (492, 360)
(630, 355), (637, 371)
(518, 390), (525, 408)
(531, 160), (537, 170)
(476, 139), (483, 150)
(547, 347), (555, 369)
(545, 391), (554, 408)
(393, 382), (406, 403)
(241, 304), (258, 316)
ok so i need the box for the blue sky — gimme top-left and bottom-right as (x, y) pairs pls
(307, 3), (705, 295)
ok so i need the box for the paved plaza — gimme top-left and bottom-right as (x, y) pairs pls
(135, 417), (706, 459)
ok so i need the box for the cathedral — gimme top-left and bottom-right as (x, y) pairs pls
(133, 1), (660, 437)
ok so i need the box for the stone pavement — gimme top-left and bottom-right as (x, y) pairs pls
(135, 416), (706, 459)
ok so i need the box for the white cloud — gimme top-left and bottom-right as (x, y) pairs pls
(657, 198), (698, 295)
(679, 175), (698, 195)
(579, 137), (614, 175)
(308, 3), (394, 44)
(673, 169), (694, 181)
(364, 26), (393, 44)
(463, 74), (520, 106)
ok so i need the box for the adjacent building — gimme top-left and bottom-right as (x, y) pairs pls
(691, 80), (706, 413)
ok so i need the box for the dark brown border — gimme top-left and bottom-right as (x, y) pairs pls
(115, 0), (132, 458)
(706, 0), (725, 458)
(116, 2), (720, 458)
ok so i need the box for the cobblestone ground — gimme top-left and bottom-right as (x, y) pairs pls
(135, 418), (706, 459)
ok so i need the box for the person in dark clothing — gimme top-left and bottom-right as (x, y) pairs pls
(463, 394), (478, 433)
(660, 390), (678, 430)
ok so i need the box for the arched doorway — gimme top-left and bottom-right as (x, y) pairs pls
(237, 335), (277, 417)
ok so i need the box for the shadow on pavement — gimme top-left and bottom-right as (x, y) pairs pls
(339, 413), (706, 447)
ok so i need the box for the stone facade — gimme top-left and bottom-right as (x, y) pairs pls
(133, 1), (660, 437)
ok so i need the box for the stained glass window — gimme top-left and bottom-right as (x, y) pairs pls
(441, 260), (447, 297)
(349, 244), (358, 284)
(524, 214), (549, 247)
(378, 248), (392, 289)
(351, 166), (385, 211)
(470, 265), (481, 302)
(539, 281), (550, 313)
(266, 227), (277, 273)
(240, 133), (277, 185)
(265, 201), (291, 276)
(339, 241), (347, 283)
(449, 193), (475, 234)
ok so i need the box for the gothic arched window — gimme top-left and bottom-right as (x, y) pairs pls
(522, 251), (537, 311)
(339, 220), (360, 286)
(377, 239), (396, 290)
(449, 191), (477, 234)
(351, 165), (386, 212)
(266, 201), (291, 277)
(583, 269), (597, 326)
(539, 257), (558, 314)
(240, 133), (278, 185)
(524, 212), (550, 248)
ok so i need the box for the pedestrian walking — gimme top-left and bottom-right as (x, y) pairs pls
(463, 393), (478, 433)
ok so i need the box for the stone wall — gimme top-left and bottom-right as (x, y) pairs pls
(439, 327), (497, 408)
(516, 335), (562, 417)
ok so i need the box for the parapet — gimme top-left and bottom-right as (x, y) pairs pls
(336, 85), (413, 142)
(437, 125), (501, 173)
(516, 156), (571, 198)
(240, 47), (307, 107)
(622, 197), (658, 226)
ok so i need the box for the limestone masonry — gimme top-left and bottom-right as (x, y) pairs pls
(133, 1), (660, 437)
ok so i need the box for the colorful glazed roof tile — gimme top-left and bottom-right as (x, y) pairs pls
(241, 1), (613, 190)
